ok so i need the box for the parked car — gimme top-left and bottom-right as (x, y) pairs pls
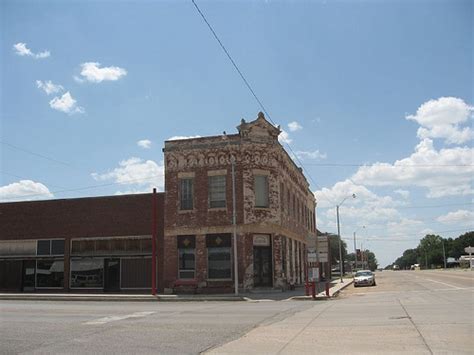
(354, 270), (376, 287)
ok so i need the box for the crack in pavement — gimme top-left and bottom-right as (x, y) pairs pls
(397, 298), (433, 355)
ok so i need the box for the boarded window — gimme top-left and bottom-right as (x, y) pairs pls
(0, 240), (36, 257)
(121, 258), (151, 288)
(71, 237), (152, 256)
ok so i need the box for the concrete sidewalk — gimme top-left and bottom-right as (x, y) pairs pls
(0, 279), (352, 302)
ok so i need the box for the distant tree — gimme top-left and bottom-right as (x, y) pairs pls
(451, 231), (474, 258)
(328, 234), (347, 270)
(395, 248), (419, 270)
(390, 231), (474, 269)
(418, 234), (444, 268)
(362, 250), (378, 271)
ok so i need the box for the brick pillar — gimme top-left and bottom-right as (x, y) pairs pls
(163, 235), (178, 291)
(242, 233), (253, 290)
(195, 234), (206, 287)
(290, 239), (295, 285)
(64, 237), (71, 291)
(295, 241), (300, 284)
(273, 235), (285, 289)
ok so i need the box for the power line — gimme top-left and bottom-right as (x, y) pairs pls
(303, 163), (474, 168)
(364, 228), (473, 241)
(0, 173), (164, 201)
(190, 0), (335, 205)
(397, 202), (474, 209)
(0, 171), (68, 191)
(1, 140), (73, 167)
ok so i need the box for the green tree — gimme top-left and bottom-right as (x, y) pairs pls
(451, 231), (474, 258)
(394, 248), (419, 270)
(328, 234), (347, 270)
(417, 234), (444, 268)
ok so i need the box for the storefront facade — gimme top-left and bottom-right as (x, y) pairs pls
(0, 194), (164, 293)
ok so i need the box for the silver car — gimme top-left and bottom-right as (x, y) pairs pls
(354, 270), (376, 287)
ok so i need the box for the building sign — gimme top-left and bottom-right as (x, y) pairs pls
(308, 267), (319, 281)
(317, 236), (329, 263)
(307, 248), (318, 263)
(253, 234), (270, 247)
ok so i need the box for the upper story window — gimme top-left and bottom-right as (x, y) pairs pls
(255, 175), (269, 208)
(209, 175), (226, 208)
(37, 239), (65, 256)
(179, 178), (194, 210)
(280, 183), (285, 213)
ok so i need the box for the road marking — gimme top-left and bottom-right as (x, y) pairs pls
(85, 311), (155, 325)
(350, 287), (474, 295)
(419, 277), (462, 289)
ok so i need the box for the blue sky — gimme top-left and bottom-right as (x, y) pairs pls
(1, 0), (472, 266)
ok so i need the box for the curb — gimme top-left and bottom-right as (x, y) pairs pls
(331, 279), (354, 297)
(0, 294), (247, 302)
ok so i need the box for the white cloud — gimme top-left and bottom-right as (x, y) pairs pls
(352, 138), (474, 198)
(13, 42), (50, 59)
(394, 189), (410, 199)
(167, 135), (201, 141)
(137, 139), (152, 149)
(91, 157), (164, 191)
(295, 150), (327, 160)
(437, 210), (474, 225)
(278, 129), (292, 145)
(79, 62), (127, 83)
(0, 180), (53, 201)
(288, 121), (302, 132)
(406, 97), (473, 144)
(49, 92), (84, 115)
(36, 80), (64, 95)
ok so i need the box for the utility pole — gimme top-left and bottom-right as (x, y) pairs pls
(151, 188), (157, 295)
(336, 205), (343, 283)
(353, 231), (357, 270)
(442, 241), (446, 269)
(231, 155), (238, 295)
(335, 194), (356, 283)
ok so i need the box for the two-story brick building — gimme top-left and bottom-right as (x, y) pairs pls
(0, 113), (316, 294)
(163, 112), (316, 293)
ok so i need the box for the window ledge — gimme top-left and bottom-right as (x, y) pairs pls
(208, 207), (227, 212)
(206, 278), (233, 282)
(178, 209), (195, 214)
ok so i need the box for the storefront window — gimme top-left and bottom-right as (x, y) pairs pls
(178, 236), (195, 279)
(70, 258), (104, 288)
(36, 259), (64, 288)
(206, 234), (232, 279)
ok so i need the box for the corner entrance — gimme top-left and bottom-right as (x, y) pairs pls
(253, 234), (273, 287)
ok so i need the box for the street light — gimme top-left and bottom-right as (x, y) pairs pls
(336, 193), (356, 283)
(353, 225), (365, 271)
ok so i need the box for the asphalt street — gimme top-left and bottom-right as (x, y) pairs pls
(1, 270), (472, 354)
(210, 269), (474, 354)
(0, 297), (313, 354)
